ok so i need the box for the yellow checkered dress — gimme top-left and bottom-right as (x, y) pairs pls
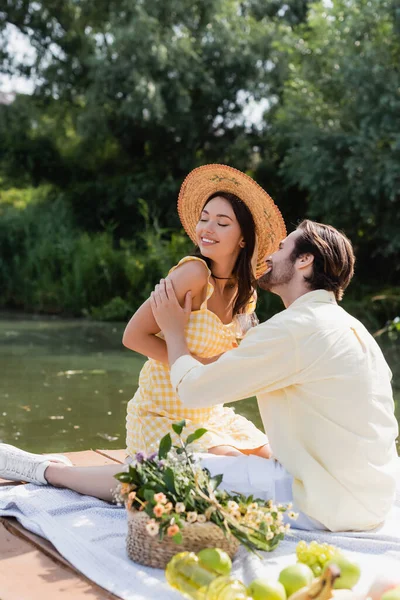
(126, 256), (268, 456)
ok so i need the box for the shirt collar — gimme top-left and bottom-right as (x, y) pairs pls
(289, 289), (337, 309)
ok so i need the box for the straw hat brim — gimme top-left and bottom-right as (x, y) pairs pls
(177, 164), (286, 278)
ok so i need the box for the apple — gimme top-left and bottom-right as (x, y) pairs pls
(247, 578), (287, 600)
(325, 555), (361, 589)
(278, 564), (314, 597)
(197, 548), (232, 576)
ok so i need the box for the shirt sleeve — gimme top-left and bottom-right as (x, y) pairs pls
(170, 318), (298, 408)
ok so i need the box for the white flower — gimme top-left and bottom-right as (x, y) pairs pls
(197, 514), (206, 523)
(145, 519), (159, 537)
(227, 501), (239, 513)
(266, 531), (274, 540)
(278, 525), (286, 534)
(175, 502), (186, 513)
(186, 511), (198, 523)
(264, 514), (274, 526)
(288, 511), (299, 520)
(247, 502), (258, 512)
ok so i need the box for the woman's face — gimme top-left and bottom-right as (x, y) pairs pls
(195, 196), (244, 262)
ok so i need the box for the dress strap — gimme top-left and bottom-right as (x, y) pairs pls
(168, 256), (214, 310)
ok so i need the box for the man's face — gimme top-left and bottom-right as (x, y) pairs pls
(257, 230), (300, 291)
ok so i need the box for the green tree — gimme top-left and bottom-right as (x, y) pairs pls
(271, 0), (400, 281)
(1, 0), (288, 236)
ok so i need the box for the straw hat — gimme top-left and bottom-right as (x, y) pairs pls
(177, 164), (286, 278)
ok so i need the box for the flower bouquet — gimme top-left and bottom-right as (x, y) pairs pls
(115, 421), (296, 569)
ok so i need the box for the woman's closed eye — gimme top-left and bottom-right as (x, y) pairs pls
(199, 219), (229, 227)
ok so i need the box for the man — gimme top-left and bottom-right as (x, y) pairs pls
(150, 219), (399, 532)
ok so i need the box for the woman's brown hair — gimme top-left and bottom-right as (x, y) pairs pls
(193, 192), (256, 316)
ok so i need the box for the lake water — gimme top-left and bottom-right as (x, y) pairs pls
(0, 313), (398, 453)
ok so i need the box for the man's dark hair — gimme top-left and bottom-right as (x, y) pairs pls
(292, 220), (355, 301)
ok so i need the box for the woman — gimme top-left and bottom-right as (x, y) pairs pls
(0, 164), (286, 500)
(123, 164), (286, 458)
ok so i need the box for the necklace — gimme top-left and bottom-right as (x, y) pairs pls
(211, 273), (236, 289)
(211, 273), (234, 280)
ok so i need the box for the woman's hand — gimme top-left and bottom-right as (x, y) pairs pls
(150, 278), (192, 337)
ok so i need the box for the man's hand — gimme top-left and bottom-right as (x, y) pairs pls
(150, 278), (192, 338)
(194, 353), (223, 365)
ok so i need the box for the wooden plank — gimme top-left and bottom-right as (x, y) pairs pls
(65, 449), (125, 466)
(0, 521), (117, 600)
(1, 516), (73, 569)
(95, 449), (127, 464)
(0, 479), (20, 488)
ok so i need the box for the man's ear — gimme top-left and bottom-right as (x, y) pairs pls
(297, 253), (314, 270)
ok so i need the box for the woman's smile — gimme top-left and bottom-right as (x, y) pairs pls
(200, 236), (219, 247)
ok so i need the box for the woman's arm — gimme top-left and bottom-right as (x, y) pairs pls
(122, 260), (209, 364)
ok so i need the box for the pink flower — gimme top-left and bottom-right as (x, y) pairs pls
(154, 492), (167, 504)
(153, 504), (165, 518)
(167, 524), (180, 537)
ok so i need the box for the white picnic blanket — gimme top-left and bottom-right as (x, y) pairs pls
(0, 457), (399, 600)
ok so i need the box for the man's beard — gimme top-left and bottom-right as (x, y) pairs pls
(257, 259), (295, 291)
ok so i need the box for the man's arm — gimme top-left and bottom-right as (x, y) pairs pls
(150, 279), (298, 408)
(170, 321), (298, 408)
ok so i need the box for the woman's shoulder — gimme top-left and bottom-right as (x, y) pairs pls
(168, 256), (211, 280)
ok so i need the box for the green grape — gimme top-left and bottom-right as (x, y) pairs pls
(296, 541), (340, 577)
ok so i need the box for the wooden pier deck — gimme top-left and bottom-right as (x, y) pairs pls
(0, 448), (127, 600)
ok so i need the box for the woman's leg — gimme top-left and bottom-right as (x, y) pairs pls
(0, 443), (124, 503)
(44, 463), (123, 502)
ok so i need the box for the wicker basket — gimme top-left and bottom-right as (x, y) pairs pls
(126, 510), (240, 569)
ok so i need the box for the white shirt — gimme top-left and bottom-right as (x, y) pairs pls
(170, 290), (399, 531)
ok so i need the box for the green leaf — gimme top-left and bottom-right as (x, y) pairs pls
(158, 433), (172, 459)
(172, 531), (183, 544)
(115, 472), (132, 483)
(209, 474), (223, 491)
(127, 466), (141, 486)
(144, 488), (157, 502)
(163, 467), (177, 494)
(172, 420), (186, 436)
(185, 428), (207, 446)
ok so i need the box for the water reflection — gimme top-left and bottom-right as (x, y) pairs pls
(0, 314), (144, 453)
